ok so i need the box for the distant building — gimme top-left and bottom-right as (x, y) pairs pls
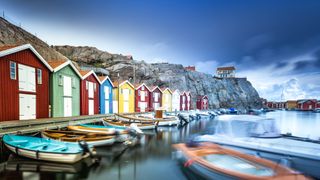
(185, 66), (196, 71)
(216, 66), (235, 78)
(297, 99), (317, 111)
(285, 100), (297, 110)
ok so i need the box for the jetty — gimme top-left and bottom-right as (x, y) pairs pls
(0, 114), (113, 136)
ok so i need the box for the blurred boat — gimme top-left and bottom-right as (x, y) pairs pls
(173, 142), (307, 180)
(41, 130), (116, 146)
(115, 113), (180, 126)
(196, 115), (320, 178)
(3, 134), (93, 164)
(103, 119), (156, 130)
(67, 125), (129, 142)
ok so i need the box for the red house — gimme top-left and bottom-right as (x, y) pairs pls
(180, 91), (187, 111)
(80, 70), (100, 115)
(149, 86), (162, 111)
(134, 83), (151, 112)
(0, 44), (53, 121)
(196, 95), (209, 110)
(297, 99), (317, 111)
(317, 100), (320, 109)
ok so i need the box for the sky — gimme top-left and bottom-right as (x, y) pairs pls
(1, 0), (319, 101)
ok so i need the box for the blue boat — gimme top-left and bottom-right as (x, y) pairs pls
(3, 134), (93, 164)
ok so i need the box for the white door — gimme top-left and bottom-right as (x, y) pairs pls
(18, 64), (36, 92)
(105, 100), (110, 113)
(154, 93), (159, 102)
(141, 91), (145, 101)
(123, 89), (129, 101)
(89, 99), (94, 115)
(88, 82), (94, 98)
(124, 101), (129, 113)
(64, 97), (72, 117)
(140, 102), (146, 112)
(19, 94), (36, 120)
(113, 101), (118, 113)
(63, 76), (72, 96)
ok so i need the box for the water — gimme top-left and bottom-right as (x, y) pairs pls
(0, 111), (319, 180)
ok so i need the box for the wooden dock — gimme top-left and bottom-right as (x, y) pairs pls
(0, 114), (114, 136)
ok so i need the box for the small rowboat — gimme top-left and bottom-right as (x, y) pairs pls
(173, 142), (308, 180)
(3, 134), (93, 164)
(103, 119), (156, 130)
(67, 125), (129, 142)
(41, 130), (116, 146)
(115, 113), (179, 126)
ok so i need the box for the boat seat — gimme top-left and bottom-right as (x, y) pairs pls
(47, 145), (68, 152)
(28, 143), (49, 149)
(12, 140), (29, 144)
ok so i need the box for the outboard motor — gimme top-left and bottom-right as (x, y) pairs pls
(178, 113), (188, 124)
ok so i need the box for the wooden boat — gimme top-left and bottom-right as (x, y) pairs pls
(67, 125), (129, 142)
(103, 119), (156, 130)
(115, 113), (180, 126)
(41, 130), (116, 146)
(3, 134), (93, 164)
(173, 142), (308, 180)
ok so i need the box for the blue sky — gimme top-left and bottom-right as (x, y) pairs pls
(1, 0), (320, 101)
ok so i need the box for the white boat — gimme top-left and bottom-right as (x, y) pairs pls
(195, 115), (320, 178)
(115, 113), (179, 126)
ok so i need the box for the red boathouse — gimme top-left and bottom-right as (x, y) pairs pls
(196, 95), (209, 110)
(0, 44), (53, 121)
(134, 83), (151, 112)
(149, 86), (162, 111)
(297, 99), (317, 111)
(79, 70), (100, 115)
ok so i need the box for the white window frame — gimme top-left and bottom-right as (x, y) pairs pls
(37, 69), (42, 84)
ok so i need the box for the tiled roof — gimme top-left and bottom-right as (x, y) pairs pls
(79, 70), (91, 76)
(47, 60), (68, 69)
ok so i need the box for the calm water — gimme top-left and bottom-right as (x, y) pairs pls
(0, 110), (319, 180)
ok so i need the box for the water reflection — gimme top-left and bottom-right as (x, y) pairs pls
(0, 111), (319, 180)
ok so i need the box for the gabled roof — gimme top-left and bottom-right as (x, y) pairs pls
(134, 83), (151, 91)
(161, 87), (172, 94)
(297, 99), (317, 104)
(185, 91), (191, 96)
(113, 80), (135, 89)
(98, 76), (114, 87)
(0, 44), (53, 71)
(79, 70), (100, 81)
(48, 60), (82, 78)
(172, 89), (181, 94)
(149, 86), (162, 93)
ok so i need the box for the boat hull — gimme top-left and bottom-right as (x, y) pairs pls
(5, 143), (87, 164)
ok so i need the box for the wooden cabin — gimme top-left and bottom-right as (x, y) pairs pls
(196, 95), (209, 110)
(79, 70), (100, 115)
(285, 100), (297, 110)
(161, 88), (172, 112)
(297, 99), (317, 111)
(186, 91), (192, 110)
(98, 76), (114, 114)
(48, 60), (81, 117)
(149, 86), (162, 111)
(172, 89), (181, 112)
(113, 80), (135, 113)
(134, 83), (151, 112)
(180, 91), (187, 111)
(0, 44), (52, 121)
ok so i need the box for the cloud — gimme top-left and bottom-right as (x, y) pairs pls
(195, 60), (219, 75)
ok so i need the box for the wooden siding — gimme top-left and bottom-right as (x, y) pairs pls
(100, 80), (113, 114)
(80, 74), (100, 115)
(172, 91), (181, 112)
(50, 65), (80, 117)
(0, 49), (50, 121)
(149, 88), (162, 111)
(118, 83), (135, 113)
(162, 89), (172, 111)
(135, 85), (151, 112)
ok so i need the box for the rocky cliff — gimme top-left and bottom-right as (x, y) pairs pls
(0, 17), (262, 110)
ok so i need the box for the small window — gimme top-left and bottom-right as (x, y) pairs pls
(37, 69), (42, 84)
(59, 75), (63, 86)
(10, 61), (16, 80)
(121, 89), (123, 94)
(94, 83), (97, 91)
(138, 90), (141, 96)
(86, 81), (89, 90)
(141, 86), (145, 90)
(72, 78), (76, 88)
